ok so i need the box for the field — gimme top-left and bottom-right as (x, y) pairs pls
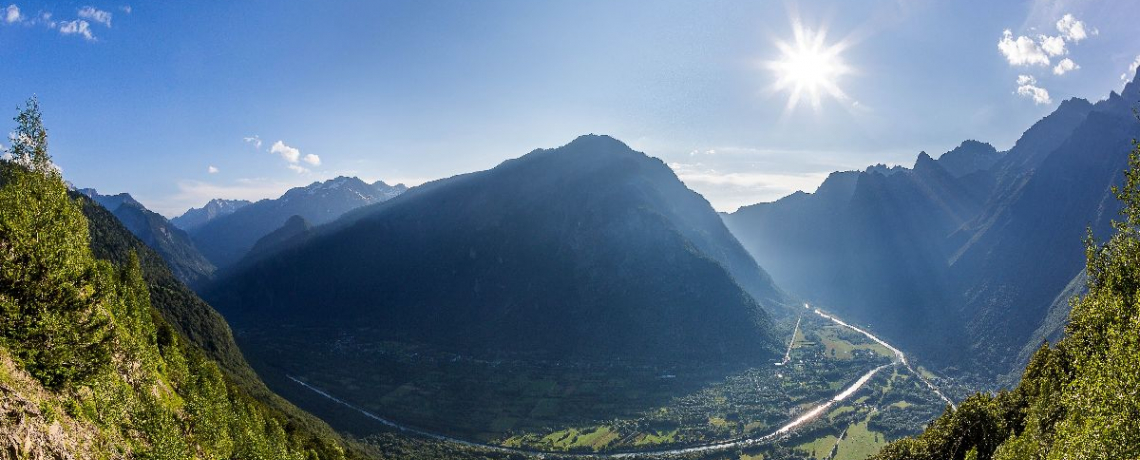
(236, 313), (946, 456)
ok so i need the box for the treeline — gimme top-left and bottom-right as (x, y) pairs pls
(0, 98), (361, 459)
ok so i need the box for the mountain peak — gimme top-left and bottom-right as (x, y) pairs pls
(936, 140), (1001, 177)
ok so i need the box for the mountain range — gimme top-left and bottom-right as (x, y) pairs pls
(724, 72), (1140, 382)
(77, 188), (217, 287)
(171, 198), (252, 231)
(204, 134), (789, 364)
(187, 177), (407, 269)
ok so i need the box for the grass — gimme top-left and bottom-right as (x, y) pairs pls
(798, 433), (839, 459)
(889, 400), (913, 409)
(831, 421), (888, 460)
(818, 327), (894, 361)
(796, 420), (889, 460)
(634, 429), (678, 446)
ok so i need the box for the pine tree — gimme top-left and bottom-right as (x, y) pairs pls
(0, 98), (111, 388)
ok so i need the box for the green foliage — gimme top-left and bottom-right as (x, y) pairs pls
(871, 141), (1140, 460)
(0, 99), (112, 389)
(0, 100), (358, 459)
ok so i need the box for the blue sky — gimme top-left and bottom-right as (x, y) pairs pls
(2, 0), (1139, 215)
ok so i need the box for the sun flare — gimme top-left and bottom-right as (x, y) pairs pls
(768, 21), (851, 112)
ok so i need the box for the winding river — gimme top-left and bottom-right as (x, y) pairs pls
(289, 307), (953, 458)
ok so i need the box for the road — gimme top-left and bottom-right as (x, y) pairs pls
(777, 314), (802, 366)
(289, 308), (953, 458)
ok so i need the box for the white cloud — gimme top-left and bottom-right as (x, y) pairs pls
(1053, 58), (1079, 75)
(77, 6), (111, 27)
(1055, 14), (1087, 42)
(286, 164), (309, 174)
(1016, 75), (1052, 104)
(58, 20), (94, 41)
(998, 30), (1050, 66)
(243, 135), (262, 149)
(1039, 35), (1066, 56)
(4, 4), (20, 23)
(270, 140), (301, 163)
(1122, 55), (1140, 83)
(302, 153), (321, 166)
(207, 165), (219, 174)
(120, 5), (131, 14)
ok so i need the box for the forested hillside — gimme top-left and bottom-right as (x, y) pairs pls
(0, 99), (363, 460)
(869, 142), (1140, 460)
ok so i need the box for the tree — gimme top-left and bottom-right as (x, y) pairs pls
(6, 96), (54, 174)
(0, 98), (111, 388)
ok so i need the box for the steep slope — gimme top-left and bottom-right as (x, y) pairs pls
(171, 198), (252, 231)
(723, 149), (990, 361)
(191, 177), (407, 268)
(871, 143), (1140, 460)
(0, 110), (361, 459)
(947, 89), (1140, 376)
(726, 74), (1140, 380)
(242, 215), (314, 264)
(206, 134), (787, 364)
(77, 188), (216, 287)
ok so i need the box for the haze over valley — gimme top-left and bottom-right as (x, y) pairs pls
(1, 2), (1139, 460)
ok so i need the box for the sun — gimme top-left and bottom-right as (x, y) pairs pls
(768, 21), (851, 112)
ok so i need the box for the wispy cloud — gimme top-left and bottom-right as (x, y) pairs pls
(4, 4), (20, 23)
(1016, 75), (1052, 104)
(243, 135), (263, 149)
(269, 140), (319, 173)
(207, 165), (219, 174)
(270, 140), (301, 163)
(998, 12), (1093, 104)
(1053, 58), (1078, 75)
(77, 6), (111, 27)
(3, 4), (122, 41)
(58, 19), (94, 41)
(1122, 55), (1140, 84)
(998, 30), (1050, 66)
(1055, 14), (1091, 42)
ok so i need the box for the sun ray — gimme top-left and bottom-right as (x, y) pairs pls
(766, 18), (852, 114)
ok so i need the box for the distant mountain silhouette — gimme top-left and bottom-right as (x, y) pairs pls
(205, 135), (787, 363)
(726, 73), (1140, 381)
(76, 188), (216, 286)
(171, 198), (251, 231)
(189, 177), (406, 269)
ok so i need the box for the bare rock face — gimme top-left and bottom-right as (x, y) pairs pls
(0, 357), (117, 460)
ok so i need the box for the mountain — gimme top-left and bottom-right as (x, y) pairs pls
(723, 149), (989, 361)
(724, 73), (1140, 381)
(171, 198), (252, 231)
(872, 141), (1140, 460)
(935, 140), (1001, 178)
(946, 88), (1140, 377)
(77, 188), (216, 287)
(243, 214), (314, 263)
(190, 177), (407, 269)
(205, 134), (788, 364)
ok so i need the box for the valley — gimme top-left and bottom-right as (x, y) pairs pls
(244, 306), (949, 459)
